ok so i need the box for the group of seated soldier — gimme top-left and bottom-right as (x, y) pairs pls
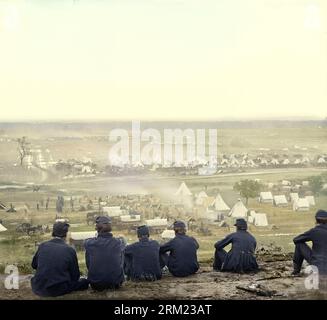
(31, 209), (327, 297)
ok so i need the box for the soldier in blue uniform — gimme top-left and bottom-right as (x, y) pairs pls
(31, 222), (89, 297)
(213, 218), (258, 273)
(84, 216), (125, 291)
(124, 225), (162, 281)
(160, 221), (199, 277)
(292, 209), (327, 276)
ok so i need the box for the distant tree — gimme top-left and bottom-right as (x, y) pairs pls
(308, 175), (324, 196)
(233, 179), (262, 204)
(17, 136), (30, 166)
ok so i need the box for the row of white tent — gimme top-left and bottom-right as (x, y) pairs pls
(176, 182), (231, 210)
(259, 191), (315, 211)
(219, 156), (326, 168)
(175, 183), (269, 226)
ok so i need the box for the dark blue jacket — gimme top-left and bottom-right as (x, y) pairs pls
(294, 224), (327, 275)
(160, 233), (199, 277)
(31, 238), (81, 297)
(215, 230), (258, 272)
(84, 233), (125, 286)
(124, 238), (162, 280)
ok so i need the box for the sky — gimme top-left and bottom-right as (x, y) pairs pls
(0, 0), (326, 121)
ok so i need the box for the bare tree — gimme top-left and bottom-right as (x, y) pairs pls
(17, 136), (30, 166)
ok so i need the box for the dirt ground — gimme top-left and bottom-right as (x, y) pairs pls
(1, 258), (327, 300)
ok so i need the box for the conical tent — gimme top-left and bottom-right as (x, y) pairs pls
(228, 199), (248, 218)
(211, 194), (230, 211)
(0, 224), (7, 232)
(175, 182), (192, 197)
(195, 191), (208, 206)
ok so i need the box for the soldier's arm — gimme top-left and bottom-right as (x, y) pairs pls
(192, 237), (200, 249)
(160, 240), (173, 254)
(124, 244), (133, 256)
(84, 240), (90, 270)
(293, 229), (313, 244)
(31, 249), (39, 269)
(69, 249), (81, 282)
(215, 234), (232, 250)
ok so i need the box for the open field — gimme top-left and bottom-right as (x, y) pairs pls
(1, 123), (327, 299)
(1, 171), (327, 273)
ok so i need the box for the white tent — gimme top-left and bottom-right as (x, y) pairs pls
(229, 199), (248, 218)
(317, 157), (326, 164)
(0, 223), (7, 232)
(305, 196), (316, 206)
(253, 213), (268, 227)
(293, 198), (310, 211)
(161, 229), (175, 240)
(175, 182), (192, 197)
(259, 192), (273, 204)
(248, 216), (255, 224)
(283, 159), (290, 165)
(302, 181), (309, 186)
(230, 158), (240, 167)
(247, 210), (256, 224)
(294, 159), (302, 165)
(146, 218), (168, 227)
(273, 195), (288, 207)
(195, 191), (208, 206)
(260, 159), (269, 166)
(70, 231), (97, 241)
(247, 160), (257, 168)
(120, 215), (141, 222)
(102, 206), (126, 217)
(211, 194), (230, 212)
(290, 193), (299, 203)
(282, 180), (291, 186)
(271, 159), (279, 165)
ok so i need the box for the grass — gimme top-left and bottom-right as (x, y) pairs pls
(0, 197), (323, 275)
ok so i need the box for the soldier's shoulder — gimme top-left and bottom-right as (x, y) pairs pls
(227, 232), (237, 238)
(84, 237), (97, 246)
(188, 235), (198, 242)
(125, 241), (137, 249)
(149, 239), (160, 246)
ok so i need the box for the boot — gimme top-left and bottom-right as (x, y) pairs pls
(291, 263), (302, 276)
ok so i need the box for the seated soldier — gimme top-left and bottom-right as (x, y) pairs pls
(31, 222), (89, 297)
(292, 209), (327, 277)
(124, 225), (162, 281)
(213, 218), (258, 273)
(160, 220), (199, 277)
(84, 216), (125, 291)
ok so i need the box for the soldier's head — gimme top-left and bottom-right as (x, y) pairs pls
(52, 222), (70, 238)
(315, 210), (327, 224)
(95, 216), (112, 233)
(173, 220), (186, 235)
(234, 218), (247, 231)
(137, 225), (150, 240)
